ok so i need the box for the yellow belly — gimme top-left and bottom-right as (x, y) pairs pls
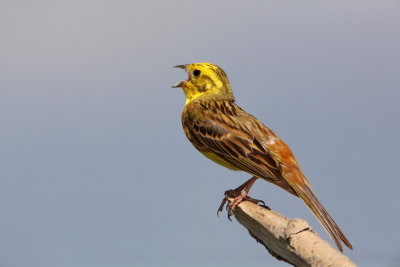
(200, 151), (241, 171)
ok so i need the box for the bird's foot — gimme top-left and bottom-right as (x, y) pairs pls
(217, 188), (265, 220)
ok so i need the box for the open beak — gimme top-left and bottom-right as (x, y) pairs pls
(172, 64), (188, 88)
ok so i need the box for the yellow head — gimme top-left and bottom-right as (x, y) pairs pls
(172, 63), (235, 104)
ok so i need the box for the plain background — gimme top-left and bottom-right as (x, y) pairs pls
(1, 0), (400, 266)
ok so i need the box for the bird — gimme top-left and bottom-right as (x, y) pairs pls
(172, 62), (352, 252)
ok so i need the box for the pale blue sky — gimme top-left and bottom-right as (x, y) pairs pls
(1, 0), (400, 266)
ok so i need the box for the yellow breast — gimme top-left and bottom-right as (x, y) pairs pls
(200, 151), (241, 171)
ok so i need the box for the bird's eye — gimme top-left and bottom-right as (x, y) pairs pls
(193, 70), (201, 77)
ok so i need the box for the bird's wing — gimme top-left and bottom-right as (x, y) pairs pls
(182, 100), (297, 195)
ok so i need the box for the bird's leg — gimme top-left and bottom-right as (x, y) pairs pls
(217, 176), (265, 220)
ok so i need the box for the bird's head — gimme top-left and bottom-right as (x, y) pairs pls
(173, 63), (235, 104)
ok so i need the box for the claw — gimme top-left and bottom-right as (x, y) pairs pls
(217, 191), (266, 219)
(217, 177), (263, 219)
(217, 197), (228, 216)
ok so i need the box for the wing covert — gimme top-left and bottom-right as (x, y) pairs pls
(182, 100), (282, 181)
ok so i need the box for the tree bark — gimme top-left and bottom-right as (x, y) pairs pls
(229, 199), (356, 266)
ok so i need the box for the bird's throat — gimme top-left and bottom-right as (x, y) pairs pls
(183, 88), (207, 105)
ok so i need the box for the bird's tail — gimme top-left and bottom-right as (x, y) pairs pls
(289, 175), (353, 252)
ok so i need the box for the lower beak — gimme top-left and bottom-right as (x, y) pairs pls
(172, 80), (185, 88)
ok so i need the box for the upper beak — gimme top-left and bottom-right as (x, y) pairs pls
(173, 64), (187, 69)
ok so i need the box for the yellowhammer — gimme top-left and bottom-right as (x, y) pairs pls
(173, 62), (352, 252)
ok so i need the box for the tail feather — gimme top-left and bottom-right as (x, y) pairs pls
(290, 182), (353, 251)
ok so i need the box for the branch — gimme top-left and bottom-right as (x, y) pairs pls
(229, 199), (356, 266)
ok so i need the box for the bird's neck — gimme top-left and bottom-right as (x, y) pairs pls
(184, 86), (235, 105)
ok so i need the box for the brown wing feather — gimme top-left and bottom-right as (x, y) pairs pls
(182, 100), (297, 195)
